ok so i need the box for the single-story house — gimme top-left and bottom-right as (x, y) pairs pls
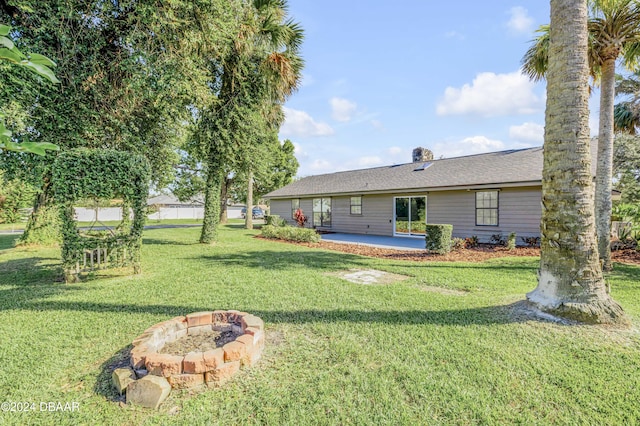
(147, 193), (205, 220)
(147, 193), (204, 208)
(265, 146), (598, 242)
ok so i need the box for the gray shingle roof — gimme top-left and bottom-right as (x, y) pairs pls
(266, 147), (548, 199)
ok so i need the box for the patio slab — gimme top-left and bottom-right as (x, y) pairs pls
(320, 233), (424, 251)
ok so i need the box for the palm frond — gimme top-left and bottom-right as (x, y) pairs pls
(614, 101), (640, 133)
(588, 0), (640, 65)
(521, 25), (549, 81)
(615, 70), (640, 95)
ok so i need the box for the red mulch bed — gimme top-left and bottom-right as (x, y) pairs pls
(258, 236), (640, 266)
(612, 249), (640, 266)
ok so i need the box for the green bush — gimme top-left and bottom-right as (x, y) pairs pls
(0, 174), (36, 224)
(425, 224), (453, 254)
(450, 237), (466, 251)
(261, 224), (320, 243)
(265, 214), (287, 227)
(490, 233), (505, 245)
(506, 232), (516, 250)
(465, 235), (479, 247)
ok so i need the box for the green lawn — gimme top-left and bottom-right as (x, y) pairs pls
(0, 224), (638, 425)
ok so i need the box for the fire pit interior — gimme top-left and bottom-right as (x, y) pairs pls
(115, 310), (265, 409)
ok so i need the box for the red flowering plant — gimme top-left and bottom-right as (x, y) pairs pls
(294, 208), (307, 227)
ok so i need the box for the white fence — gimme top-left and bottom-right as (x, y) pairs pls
(54, 206), (245, 222)
(148, 207), (205, 220)
(74, 207), (128, 222)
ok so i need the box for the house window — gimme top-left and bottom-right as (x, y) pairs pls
(312, 198), (332, 227)
(476, 191), (498, 226)
(291, 199), (300, 219)
(350, 196), (362, 215)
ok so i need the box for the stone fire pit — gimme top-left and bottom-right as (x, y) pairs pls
(113, 310), (264, 409)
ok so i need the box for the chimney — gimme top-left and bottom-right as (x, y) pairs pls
(412, 147), (434, 162)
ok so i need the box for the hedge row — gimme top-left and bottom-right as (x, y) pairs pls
(261, 224), (320, 243)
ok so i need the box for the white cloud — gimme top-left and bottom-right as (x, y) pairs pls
(280, 107), (334, 138)
(330, 97), (357, 122)
(436, 71), (542, 117)
(370, 119), (384, 130)
(387, 146), (403, 156)
(434, 136), (505, 158)
(507, 6), (534, 35)
(444, 30), (465, 41)
(350, 156), (384, 168)
(309, 159), (333, 172)
(301, 73), (315, 87)
(509, 122), (544, 144)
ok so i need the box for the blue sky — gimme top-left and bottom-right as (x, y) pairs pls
(279, 1), (601, 177)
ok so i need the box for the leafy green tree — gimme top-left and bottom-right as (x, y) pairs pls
(526, 0), (627, 325)
(195, 0), (303, 243)
(613, 133), (640, 201)
(232, 138), (299, 203)
(522, 0), (640, 270)
(0, 1), (239, 244)
(0, 23), (59, 155)
(0, 169), (36, 223)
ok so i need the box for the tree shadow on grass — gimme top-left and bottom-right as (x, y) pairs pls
(89, 301), (565, 400)
(197, 249), (539, 275)
(0, 256), (62, 286)
(609, 263), (640, 280)
(94, 345), (132, 403)
(197, 250), (372, 272)
(391, 262), (539, 272)
(2, 300), (553, 328)
(0, 256), (83, 309)
(142, 238), (198, 246)
(224, 224), (248, 230)
(0, 234), (20, 250)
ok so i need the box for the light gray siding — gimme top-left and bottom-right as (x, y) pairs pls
(331, 195), (394, 235)
(270, 195), (394, 234)
(268, 186), (541, 242)
(269, 198), (313, 227)
(427, 187), (541, 242)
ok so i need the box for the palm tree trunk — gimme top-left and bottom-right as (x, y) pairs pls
(245, 170), (253, 230)
(526, 0), (627, 325)
(595, 57), (616, 272)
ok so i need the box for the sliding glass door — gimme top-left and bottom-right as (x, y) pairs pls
(394, 196), (426, 236)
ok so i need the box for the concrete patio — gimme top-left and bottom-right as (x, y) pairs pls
(320, 233), (425, 251)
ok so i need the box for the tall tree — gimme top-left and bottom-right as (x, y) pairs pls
(522, 0), (640, 271)
(196, 0), (303, 243)
(232, 137), (299, 202)
(0, 1), (239, 244)
(174, 136), (299, 224)
(526, 0), (628, 325)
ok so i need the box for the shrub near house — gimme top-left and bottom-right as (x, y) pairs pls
(425, 224), (453, 254)
(261, 224), (320, 243)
